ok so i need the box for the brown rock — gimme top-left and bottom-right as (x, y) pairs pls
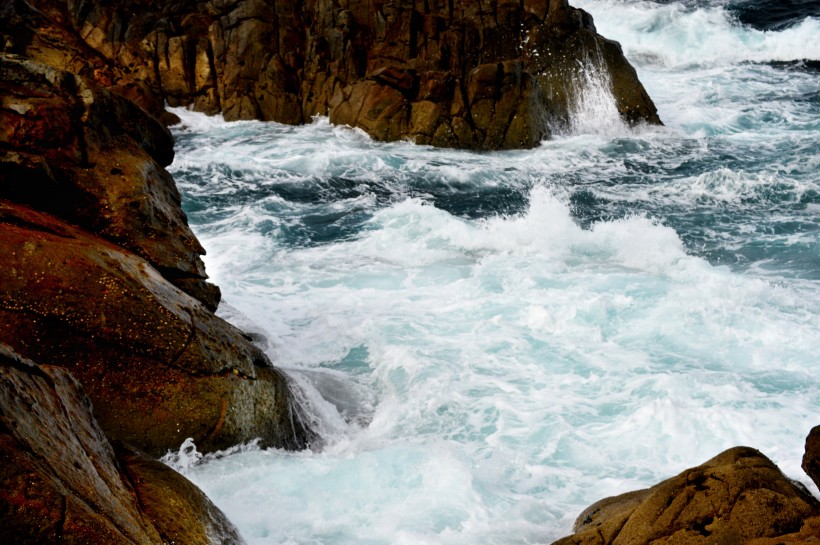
(0, 201), (314, 457)
(0, 343), (244, 544)
(746, 515), (820, 545)
(2, 0), (661, 151)
(116, 443), (245, 545)
(0, 53), (218, 309)
(555, 447), (820, 545)
(804, 426), (820, 491)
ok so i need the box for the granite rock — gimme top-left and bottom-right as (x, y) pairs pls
(555, 447), (820, 545)
(1, 0), (661, 150)
(0, 343), (245, 544)
(0, 200), (314, 457)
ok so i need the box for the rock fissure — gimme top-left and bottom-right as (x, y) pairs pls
(55, 494), (67, 545)
(166, 308), (197, 369)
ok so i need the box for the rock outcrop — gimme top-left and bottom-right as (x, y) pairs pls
(1, 0), (661, 150)
(0, 343), (244, 544)
(0, 54), (315, 457)
(554, 446), (820, 545)
(0, 52), (216, 309)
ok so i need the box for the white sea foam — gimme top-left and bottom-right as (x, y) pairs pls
(574, 0), (820, 68)
(178, 181), (818, 544)
(567, 56), (631, 137)
(164, 3), (820, 542)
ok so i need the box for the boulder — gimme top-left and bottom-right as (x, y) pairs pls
(1, 0), (661, 151)
(804, 426), (820, 491)
(0, 200), (314, 457)
(115, 443), (246, 545)
(554, 447), (820, 545)
(0, 343), (244, 544)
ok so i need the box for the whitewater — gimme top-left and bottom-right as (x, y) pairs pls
(165, 0), (820, 543)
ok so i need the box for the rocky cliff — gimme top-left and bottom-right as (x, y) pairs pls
(0, 53), (315, 457)
(1, 0), (660, 150)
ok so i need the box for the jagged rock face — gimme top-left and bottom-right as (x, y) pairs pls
(0, 343), (245, 544)
(554, 447), (820, 545)
(1, 0), (661, 150)
(0, 200), (313, 457)
(0, 53), (218, 309)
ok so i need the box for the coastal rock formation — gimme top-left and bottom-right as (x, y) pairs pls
(1, 0), (660, 150)
(0, 55), (314, 456)
(0, 53), (217, 309)
(0, 343), (244, 544)
(553, 446), (820, 545)
(804, 426), (820, 490)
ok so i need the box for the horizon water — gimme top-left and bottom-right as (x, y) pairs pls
(165, 0), (820, 543)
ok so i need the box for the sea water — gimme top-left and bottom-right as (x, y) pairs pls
(165, 0), (820, 543)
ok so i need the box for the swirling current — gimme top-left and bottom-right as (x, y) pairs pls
(165, 1), (820, 543)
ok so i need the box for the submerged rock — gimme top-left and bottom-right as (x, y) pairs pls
(1, 0), (661, 151)
(0, 343), (244, 544)
(554, 446), (820, 545)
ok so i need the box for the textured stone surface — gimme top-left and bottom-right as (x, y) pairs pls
(0, 343), (244, 544)
(0, 0), (661, 150)
(554, 447), (820, 545)
(0, 200), (314, 457)
(116, 443), (246, 545)
(0, 53), (218, 309)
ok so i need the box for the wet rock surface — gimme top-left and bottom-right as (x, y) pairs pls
(1, 0), (661, 150)
(0, 343), (244, 544)
(0, 55), (315, 457)
(804, 426), (820, 491)
(0, 199), (313, 457)
(554, 446), (820, 545)
(0, 53), (216, 308)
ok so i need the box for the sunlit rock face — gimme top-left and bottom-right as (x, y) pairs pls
(1, 0), (660, 150)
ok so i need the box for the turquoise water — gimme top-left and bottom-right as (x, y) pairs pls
(166, 1), (820, 543)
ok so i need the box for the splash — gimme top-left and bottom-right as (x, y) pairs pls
(567, 56), (630, 136)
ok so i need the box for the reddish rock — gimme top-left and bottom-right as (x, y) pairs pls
(555, 447), (820, 545)
(0, 53), (219, 309)
(116, 443), (246, 545)
(0, 343), (244, 544)
(0, 200), (314, 457)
